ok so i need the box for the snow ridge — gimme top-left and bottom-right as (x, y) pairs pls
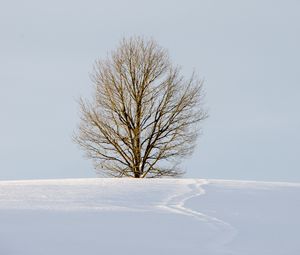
(0, 178), (299, 255)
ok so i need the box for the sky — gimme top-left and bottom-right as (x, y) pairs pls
(0, 0), (299, 182)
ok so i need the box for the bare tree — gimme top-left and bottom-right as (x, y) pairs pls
(74, 37), (207, 178)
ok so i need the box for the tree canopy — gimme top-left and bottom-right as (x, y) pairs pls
(74, 37), (207, 178)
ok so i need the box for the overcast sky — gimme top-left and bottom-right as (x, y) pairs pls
(0, 0), (299, 181)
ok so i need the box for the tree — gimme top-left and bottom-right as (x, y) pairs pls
(74, 37), (207, 178)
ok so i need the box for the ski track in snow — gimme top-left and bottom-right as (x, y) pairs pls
(158, 179), (238, 251)
(160, 179), (227, 224)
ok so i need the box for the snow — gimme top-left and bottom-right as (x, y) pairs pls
(0, 178), (299, 255)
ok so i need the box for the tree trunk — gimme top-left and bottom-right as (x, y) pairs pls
(134, 172), (140, 178)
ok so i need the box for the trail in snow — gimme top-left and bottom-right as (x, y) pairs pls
(159, 179), (238, 252)
(160, 179), (227, 224)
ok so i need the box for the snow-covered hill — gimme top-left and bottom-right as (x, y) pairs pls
(0, 178), (299, 255)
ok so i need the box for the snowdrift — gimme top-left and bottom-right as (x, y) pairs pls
(0, 178), (299, 255)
